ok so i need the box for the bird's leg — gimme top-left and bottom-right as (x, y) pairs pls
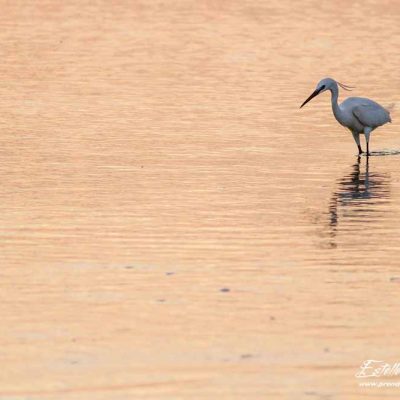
(364, 127), (372, 156)
(352, 131), (362, 155)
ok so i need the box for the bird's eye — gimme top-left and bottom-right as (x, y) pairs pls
(320, 85), (325, 90)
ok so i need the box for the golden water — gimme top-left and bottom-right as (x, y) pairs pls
(1, 1), (400, 398)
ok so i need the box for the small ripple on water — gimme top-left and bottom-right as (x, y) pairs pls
(362, 149), (400, 156)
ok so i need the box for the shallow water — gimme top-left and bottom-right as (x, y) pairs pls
(1, 1), (400, 399)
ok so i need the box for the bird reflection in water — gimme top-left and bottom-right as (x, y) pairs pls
(325, 156), (390, 247)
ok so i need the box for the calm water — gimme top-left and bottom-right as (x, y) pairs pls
(1, 1), (400, 398)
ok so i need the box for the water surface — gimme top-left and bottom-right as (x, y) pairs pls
(1, 1), (400, 398)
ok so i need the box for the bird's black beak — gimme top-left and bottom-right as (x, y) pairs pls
(300, 87), (323, 108)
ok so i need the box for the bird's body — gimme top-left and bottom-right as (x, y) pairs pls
(337, 97), (391, 131)
(300, 78), (391, 156)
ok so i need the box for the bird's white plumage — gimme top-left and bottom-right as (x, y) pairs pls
(300, 77), (392, 155)
(348, 97), (391, 128)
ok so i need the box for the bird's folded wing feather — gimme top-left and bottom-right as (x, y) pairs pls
(352, 102), (391, 128)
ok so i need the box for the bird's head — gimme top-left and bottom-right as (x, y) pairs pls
(300, 77), (354, 108)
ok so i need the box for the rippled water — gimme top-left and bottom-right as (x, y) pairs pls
(1, 1), (400, 399)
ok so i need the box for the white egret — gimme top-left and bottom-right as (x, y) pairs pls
(300, 78), (392, 156)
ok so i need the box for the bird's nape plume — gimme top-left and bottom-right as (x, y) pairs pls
(337, 81), (355, 91)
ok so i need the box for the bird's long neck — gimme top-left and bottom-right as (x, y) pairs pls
(330, 83), (344, 123)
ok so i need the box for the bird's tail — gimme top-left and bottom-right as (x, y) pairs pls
(386, 103), (396, 112)
(385, 103), (395, 123)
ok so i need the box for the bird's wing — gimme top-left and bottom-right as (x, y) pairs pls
(352, 99), (391, 128)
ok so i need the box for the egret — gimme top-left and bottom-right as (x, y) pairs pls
(300, 78), (392, 156)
